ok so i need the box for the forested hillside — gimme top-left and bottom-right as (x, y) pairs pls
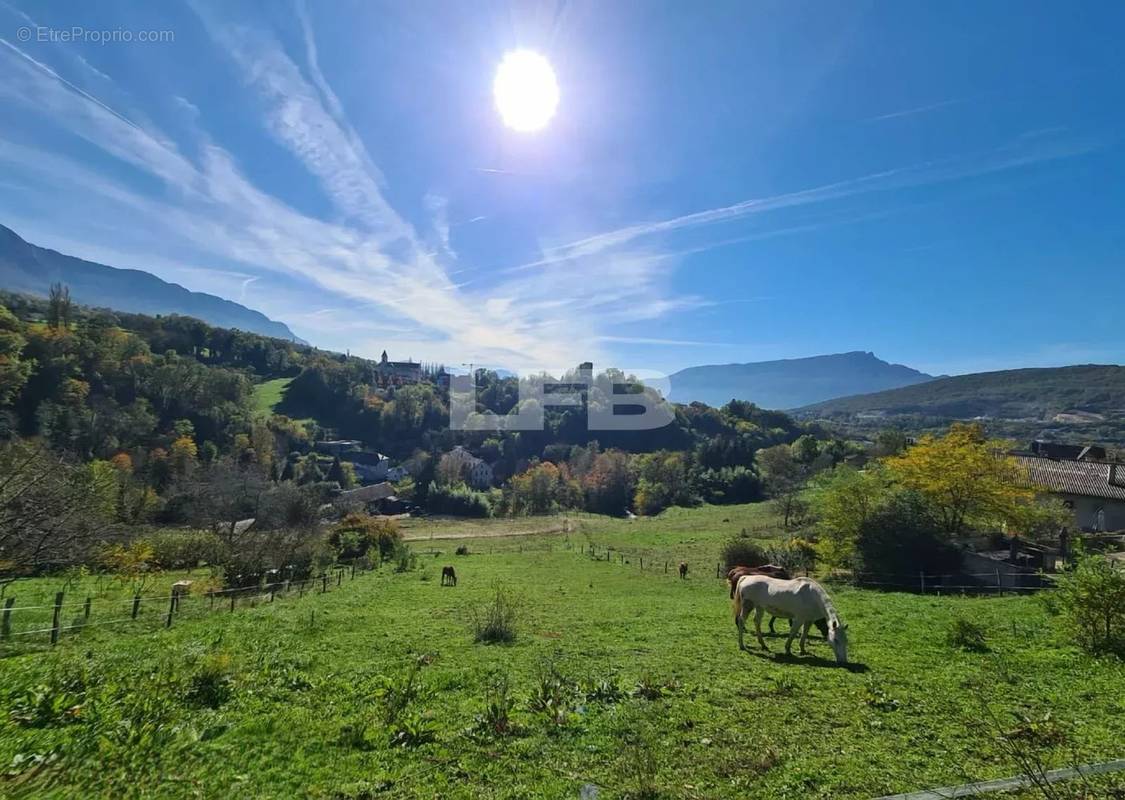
(0, 289), (835, 548)
(795, 364), (1125, 444)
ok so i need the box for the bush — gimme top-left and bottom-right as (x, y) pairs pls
(145, 529), (225, 569)
(455, 544), (470, 556)
(764, 537), (818, 575)
(1054, 551), (1125, 656)
(720, 537), (768, 569)
(946, 618), (989, 652)
(853, 491), (961, 581)
(471, 585), (519, 644)
(426, 482), (493, 517)
(328, 514), (400, 562)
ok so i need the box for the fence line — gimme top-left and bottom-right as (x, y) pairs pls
(0, 562), (375, 649)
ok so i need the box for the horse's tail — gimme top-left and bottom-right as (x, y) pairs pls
(732, 576), (744, 621)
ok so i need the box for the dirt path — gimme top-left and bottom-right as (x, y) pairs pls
(401, 521), (570, 541)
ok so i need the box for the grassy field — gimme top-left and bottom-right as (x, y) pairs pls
(1, 506), (1123, 798)
(251, 377), (293, 418)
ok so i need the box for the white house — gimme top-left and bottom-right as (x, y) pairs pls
(445, 446), (494, 489)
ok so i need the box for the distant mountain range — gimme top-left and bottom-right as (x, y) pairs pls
(667, 351), (936, 409)
(0, 224), (303, 343)
(793, 364), (1125, 445)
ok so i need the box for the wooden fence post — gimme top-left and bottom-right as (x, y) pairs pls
(716, 562), (721, 579)
(322, 575), (328, 593)
(165, 594), (175, 628)
(230, 593), (236, 613)
(1, 597), (13, 640)
(84, 596), (92, 620)
(920, 572), (926, 594)
(996, 569), (1003, 596)
(337, 571), (342, 587)
(299, 580), (306, 598)
(132, 594), (141, 619)
(50, 592), (64, 645)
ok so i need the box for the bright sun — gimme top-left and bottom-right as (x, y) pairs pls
(493, 50), (559, 132)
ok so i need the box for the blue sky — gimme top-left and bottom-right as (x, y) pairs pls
(1, 1), (1122, 376)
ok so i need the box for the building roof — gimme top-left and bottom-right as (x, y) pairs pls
(1014, 455), (1125, 502)
(336, 481), (395, 504)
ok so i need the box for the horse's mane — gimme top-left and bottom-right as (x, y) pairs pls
(807, 579), (840, 625)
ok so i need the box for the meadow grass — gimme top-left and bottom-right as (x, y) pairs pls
(1, 506), (1123, 798)
(251, 377), (293, 418)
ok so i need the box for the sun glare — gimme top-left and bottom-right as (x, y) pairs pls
(493, 50), (559, 132)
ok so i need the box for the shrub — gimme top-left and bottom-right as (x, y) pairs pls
(425, 482), (493, 517)
(145, 529), (225, 569)
(455, 544), (470, 556)
(328, 514), (400, 562)
(764, 537), (818, 575)
(1054, 551), (1125, 656)
(853, 491), (961, 581)
(947, 618), (989, 652)
(720, 537), (768, 570)
(471, 585), (519, 644)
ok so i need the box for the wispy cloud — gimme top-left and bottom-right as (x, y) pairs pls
(865, 98), (961, 122)
(515, 131), (1099, 271)
(0, 12), (698, 371)
(597, 335), (731, 347)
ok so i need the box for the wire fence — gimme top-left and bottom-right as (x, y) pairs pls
(566, 540), (1052, 595)
(0, 563), (368, 650)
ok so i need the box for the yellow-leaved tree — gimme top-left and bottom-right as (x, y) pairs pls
(882, 423), (1036, 535)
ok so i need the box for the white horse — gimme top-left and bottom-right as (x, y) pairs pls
(733, 575), (849, 664)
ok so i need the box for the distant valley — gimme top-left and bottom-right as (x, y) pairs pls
(0, 224), (303, 343)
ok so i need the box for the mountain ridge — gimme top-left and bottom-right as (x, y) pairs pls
(0, 224), (304, 343)
(792, 363), (1125, 444)
(668, 351), (936, 409)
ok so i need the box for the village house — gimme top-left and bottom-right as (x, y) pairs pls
(1014, 447), (1125, 532)
(445, 445), (494, 489)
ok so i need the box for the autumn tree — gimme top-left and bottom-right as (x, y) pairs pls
(882, 423), (1043, 535)
(0, 305), (31, 406)
(808, 464), (891, 567)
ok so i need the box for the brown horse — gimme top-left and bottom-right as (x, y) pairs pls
(441, 565), (457, 586)
(725, 565), (829, 637)
(726, 565), (790, 599)
(678, 562), (688, 580)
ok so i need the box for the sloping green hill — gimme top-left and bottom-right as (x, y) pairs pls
(794, 364), (1125, 444)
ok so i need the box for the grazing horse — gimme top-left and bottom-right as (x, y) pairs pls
(725, 565), (830, 638)
(440, 565), (457, 586)
(678, 562), (688, 580)
(733, 575), (849, 664)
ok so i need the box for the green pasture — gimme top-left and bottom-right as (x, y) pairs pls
(1, 506), (1123, 798)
